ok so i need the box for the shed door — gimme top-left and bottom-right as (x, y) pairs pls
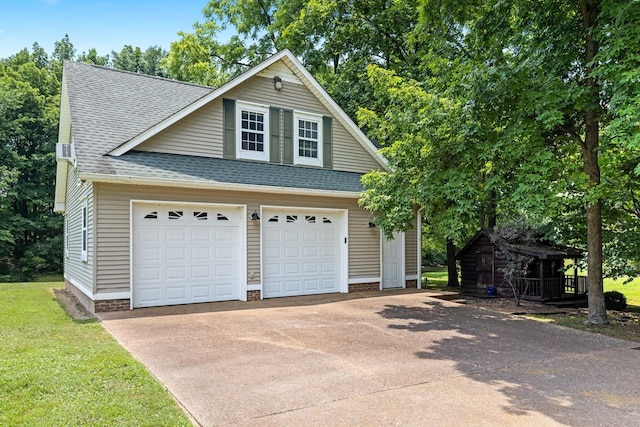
(132, 203), (243, 308)
(262, 209), (343, 298)
(382, 231), (405, 289)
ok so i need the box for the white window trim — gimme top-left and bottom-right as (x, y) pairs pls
(236, 101), (270, 161)
(80, 198), (88, 262)
(294, 111), (323, 167)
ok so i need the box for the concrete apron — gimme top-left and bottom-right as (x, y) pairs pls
(99, 291), (640, 427)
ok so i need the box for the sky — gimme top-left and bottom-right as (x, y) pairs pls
(0, 0), (217, 59)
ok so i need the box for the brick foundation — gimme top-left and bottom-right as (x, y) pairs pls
(247, 290), (261, 301)
(65, 280), (130, 313)
(94, 299), (131, 312)
(348, 282), (380, 293)
(405, 279), (418, 289)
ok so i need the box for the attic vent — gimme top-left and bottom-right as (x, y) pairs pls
(55, 143), (76, 164)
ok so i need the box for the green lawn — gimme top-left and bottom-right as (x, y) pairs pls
(604, 277), (640, 307)
(0, 281), (191, 427)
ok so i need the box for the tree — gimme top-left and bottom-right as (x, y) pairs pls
(377, 0), (639, 325)
(0, 45), (61, 279)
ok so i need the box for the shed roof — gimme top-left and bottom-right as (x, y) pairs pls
(456, 229), (583, 260)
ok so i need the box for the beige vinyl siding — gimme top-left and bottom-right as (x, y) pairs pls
(64, 166), (94, 294)
(405, 222), (418, 276)
(136, 101), (223, 158)
(94, 183), (380, 294)
(136, 74), (382, 173)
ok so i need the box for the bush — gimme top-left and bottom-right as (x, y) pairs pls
(604, 291), (627, 311)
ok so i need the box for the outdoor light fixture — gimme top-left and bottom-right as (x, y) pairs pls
(368, 222), (376, 228)
(251, 210), (260, 221)
(273, 76), (282, 90)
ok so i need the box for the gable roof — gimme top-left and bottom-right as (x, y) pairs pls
(456, 229), (583, 260)
(106, 50), (387, 171)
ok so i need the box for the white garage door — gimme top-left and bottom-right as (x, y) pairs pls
(262, 209), (343, 298)
(132, 203), (244, 308)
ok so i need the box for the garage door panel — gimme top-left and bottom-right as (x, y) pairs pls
(133, 204), (243, 308)
(192, 285), (211, 298)
(166, 229), (186, 241)
(139, 267), (161, 281)
(263, 209), (342, 298)
(192, 265), (211, 278)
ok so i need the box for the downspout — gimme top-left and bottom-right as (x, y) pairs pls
(417, 207), (423, 289)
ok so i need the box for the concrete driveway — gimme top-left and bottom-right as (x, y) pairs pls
(99, 291), (640, 426)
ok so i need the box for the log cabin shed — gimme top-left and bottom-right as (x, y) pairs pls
(456, 229), (586, 300)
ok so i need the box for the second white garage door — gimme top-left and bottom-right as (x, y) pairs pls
(262, 209), (345, 298)
(132, 203), (244, 308)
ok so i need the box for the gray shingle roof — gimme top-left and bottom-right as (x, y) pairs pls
(102, 151), (365, 193)
(63, 60), (366, 195)
(64, 61), (213, 172)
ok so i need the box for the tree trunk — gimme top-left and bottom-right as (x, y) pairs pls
(446, 237), (459, 287)
(580, 0), (607, 324)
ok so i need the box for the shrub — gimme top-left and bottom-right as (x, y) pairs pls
(604, 291), (627, 311)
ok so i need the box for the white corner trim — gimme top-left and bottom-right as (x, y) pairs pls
(79, 172), (362, 199)
(246, 284), (262, 292)
(416, 208), (423, 289)
(348, 277), (381, 284)
(406, 274), (419, 281)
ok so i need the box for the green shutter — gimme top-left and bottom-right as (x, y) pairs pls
(283, 109), (294, 165)
(223, 98), (236, 159)
(269, 107), (281, 163)
(322, 116), (333, 169)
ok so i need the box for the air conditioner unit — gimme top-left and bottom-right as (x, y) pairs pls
(56, 143), (76, 164)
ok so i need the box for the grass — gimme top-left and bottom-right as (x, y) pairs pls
(421, 269), (451, 289)
(0, 281), (191, 427)
(603, 277), (640, 307)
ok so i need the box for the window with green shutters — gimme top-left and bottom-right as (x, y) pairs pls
(223, 98), (333, 169)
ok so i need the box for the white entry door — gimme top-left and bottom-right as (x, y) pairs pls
(382, 231), (405, 289)
(132, 203), (244, 308)
(262, 209), (344, 298)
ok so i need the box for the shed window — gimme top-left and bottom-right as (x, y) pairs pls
(268, 215), (279, 222)
(322, 217), (332, 224)
(217, 213), (229, 221)
(144, 211), (158, 219)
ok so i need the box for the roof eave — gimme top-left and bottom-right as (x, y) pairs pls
(78, 172), (362, 199)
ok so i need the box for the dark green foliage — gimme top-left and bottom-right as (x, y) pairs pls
(604, 291), (627, 311)
(0, 36), (169, 281)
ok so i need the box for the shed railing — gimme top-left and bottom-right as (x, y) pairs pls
(564, 276), (588, 296)
(515, 276), (586, 300)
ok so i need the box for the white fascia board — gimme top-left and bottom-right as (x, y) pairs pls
(281, 54), (390, 172)
(54, 161), (69, 213)
(108, 50), (293, 157)
(78, 172), (362, 199)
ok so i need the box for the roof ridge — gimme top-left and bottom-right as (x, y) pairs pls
(64, 60), (215, 91)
